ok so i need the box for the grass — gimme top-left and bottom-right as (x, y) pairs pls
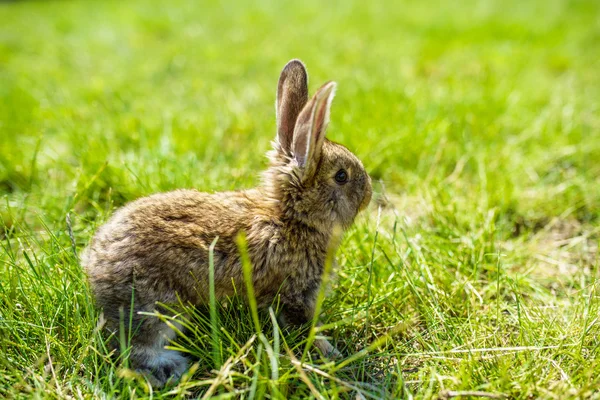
(1, 0), (599, 398)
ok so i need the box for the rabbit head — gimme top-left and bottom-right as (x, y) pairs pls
(264, 59), (372, 232)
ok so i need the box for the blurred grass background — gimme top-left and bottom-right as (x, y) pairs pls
(1, 0), (599, 398)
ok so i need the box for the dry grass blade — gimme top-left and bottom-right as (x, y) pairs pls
(439, 390), (507, 399)
(201, 334), (256, 399)
(290, 359), (383, 399)
(286, 347), (325, 400)
(401, 344), (576, 357)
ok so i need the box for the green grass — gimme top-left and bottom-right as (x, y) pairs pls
(1, 0), (599, 398)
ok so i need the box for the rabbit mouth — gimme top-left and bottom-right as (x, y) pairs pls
(358, 176), (373, 212)
(359, 190), (372, 212)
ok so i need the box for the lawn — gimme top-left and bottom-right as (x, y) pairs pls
(1, 0), (599, 398)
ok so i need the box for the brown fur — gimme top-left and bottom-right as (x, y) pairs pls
(82, 59), (372, 387)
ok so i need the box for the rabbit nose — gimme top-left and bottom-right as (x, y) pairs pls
(358, 175), (372, 211)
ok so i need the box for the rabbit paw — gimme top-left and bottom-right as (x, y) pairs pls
(314, 338), (342, 360)
(136, 349), (189, 388)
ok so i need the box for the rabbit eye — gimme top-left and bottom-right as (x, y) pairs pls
(334, 169), (348, 184)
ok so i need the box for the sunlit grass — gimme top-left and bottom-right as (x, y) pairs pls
(1, 0), (599, 398)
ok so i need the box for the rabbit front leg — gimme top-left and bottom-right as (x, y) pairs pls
(278, 285), (341, 359)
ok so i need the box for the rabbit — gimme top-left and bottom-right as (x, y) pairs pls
(82, 59), (372, 387)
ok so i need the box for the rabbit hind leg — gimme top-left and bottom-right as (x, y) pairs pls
(128, 312), (189, 387)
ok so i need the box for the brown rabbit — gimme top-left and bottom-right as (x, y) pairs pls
(82, 59), (372, 387)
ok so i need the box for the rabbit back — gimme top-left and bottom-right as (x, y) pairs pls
(83, 189), (273, 320)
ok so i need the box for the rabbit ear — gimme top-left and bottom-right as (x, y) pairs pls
(292, 81), (337, 178)
(276, 60), (308, 154)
